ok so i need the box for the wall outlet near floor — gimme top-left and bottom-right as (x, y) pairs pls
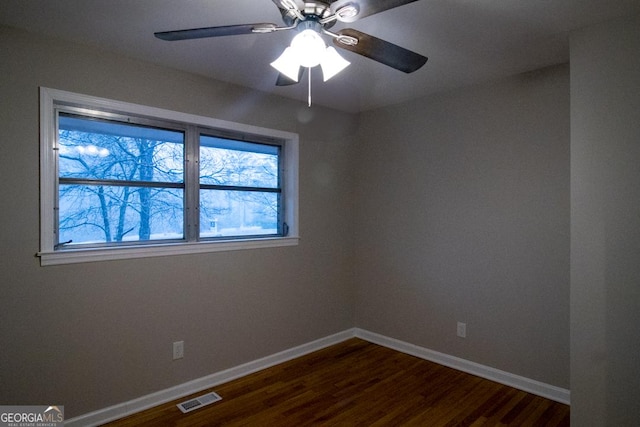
(173, 341), (184, 360)
(457, 322), (467, 338)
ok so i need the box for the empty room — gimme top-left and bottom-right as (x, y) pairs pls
(1, 1), (639, 425)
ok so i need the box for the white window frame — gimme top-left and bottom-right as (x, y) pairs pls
(38, 87), (299, 266)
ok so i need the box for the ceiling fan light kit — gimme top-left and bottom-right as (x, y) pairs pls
(154, 0), (428, 105)
(270, 25), (351, 82)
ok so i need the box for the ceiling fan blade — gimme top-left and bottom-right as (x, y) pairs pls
(275, 68), (305, 86)
(271, 0), (302, 11)
(333, 28), (427, 73)
(154, 23), (277, 41)
(330, 0), (421, 23)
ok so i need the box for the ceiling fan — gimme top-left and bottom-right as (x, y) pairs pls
(154, 0), (428, 87)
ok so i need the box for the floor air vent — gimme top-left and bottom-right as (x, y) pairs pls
(177, 391), (222, 413)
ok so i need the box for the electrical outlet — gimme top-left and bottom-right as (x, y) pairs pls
(173, 341), (184, 360)
(457, 322), (467, 338)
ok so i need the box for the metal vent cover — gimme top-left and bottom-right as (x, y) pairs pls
(177, 391), (222, 413)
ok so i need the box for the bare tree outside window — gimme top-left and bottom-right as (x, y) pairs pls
(57, 115), (281, 247)
(58, 115), (185, 245)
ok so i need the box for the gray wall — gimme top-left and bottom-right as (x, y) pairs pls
(570, 15), (640, 426)
(353, 65), (570, 388)
(4, 12), (640, 424)
(0, 27), (357, 418)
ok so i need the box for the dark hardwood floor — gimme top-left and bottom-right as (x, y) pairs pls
(102, 338), (569, 426)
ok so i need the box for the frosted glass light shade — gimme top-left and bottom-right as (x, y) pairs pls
(320, 47), (350, 81)
(270, 47), (301, 82)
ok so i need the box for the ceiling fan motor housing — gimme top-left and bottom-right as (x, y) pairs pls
(295, 19), (324, 34)
(281, 1), (335, 29)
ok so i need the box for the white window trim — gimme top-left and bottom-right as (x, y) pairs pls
(38, 87), (299, 266)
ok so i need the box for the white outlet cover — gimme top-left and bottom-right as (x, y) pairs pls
(457, 322), (467, 338)
(173, 341), (184, 359)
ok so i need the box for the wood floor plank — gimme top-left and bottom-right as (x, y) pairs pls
(102, 338), (569, 426)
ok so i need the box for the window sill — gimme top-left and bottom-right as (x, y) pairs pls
(37, 236), (299, 266)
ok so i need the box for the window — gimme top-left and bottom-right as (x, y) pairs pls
(199, 135), (283, 239)
(39, 88), (298, 265)
(57, 114), (187, 246)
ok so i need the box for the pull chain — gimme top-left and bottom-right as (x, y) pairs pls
(308, 67), (312, 107)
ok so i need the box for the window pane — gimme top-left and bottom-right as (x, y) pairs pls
(200, 135), (279, 188)
(59, 185), (184, 245)
(59, 114), (184, 183)
(200, 190), (279, 237)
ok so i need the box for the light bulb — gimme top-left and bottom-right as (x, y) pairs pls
(290, 29), (327, 68)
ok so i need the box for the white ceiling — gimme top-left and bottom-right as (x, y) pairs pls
(2, 0), (639, 112)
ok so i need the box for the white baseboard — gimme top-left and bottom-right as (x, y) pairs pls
(354, 328), (570, 405)
(65, 329), (356, 426)
(66, 327), (569, 425)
